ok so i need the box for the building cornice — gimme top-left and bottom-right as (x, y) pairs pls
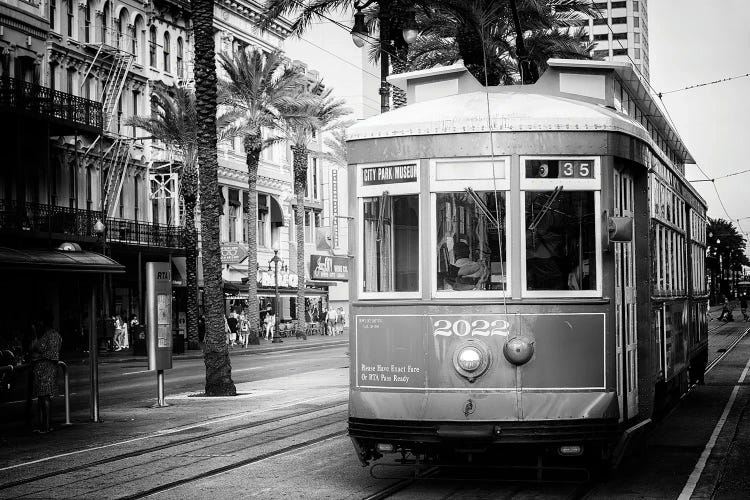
(215, 0), (292, 40)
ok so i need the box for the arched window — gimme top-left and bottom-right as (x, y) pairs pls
(133, 16), (145, 63)
(117, 9), (129, 50)
(163, 32), (171, 72)
(66, 0), (74, 38)
(84, 1), (92, 43)
(101, 2), (109, 44)
(176, 37), (184, 78)
(50, 0), (57, 32)
(134, 176), (140, 221)
(86, 165), (93, 211)
(149, 26), (157, 67)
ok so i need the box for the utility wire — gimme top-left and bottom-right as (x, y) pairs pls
(660, 72), (750, 95)
(600, 21), (746, 237)
(688, 167), (750, 183)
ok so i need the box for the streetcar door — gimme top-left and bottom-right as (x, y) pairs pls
(614, 169), (638, 420)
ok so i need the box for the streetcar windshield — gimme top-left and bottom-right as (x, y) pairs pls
(362, 194), (419, 292)
(524, 191), (597, 291)
(436, 191), (507, 291)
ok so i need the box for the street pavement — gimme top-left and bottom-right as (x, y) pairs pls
(2, 315), (750, 498)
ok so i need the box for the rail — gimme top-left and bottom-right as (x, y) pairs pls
(0, 361), (71, 426)
(0, 76), (103, 131)
(0, 199), (185, 248)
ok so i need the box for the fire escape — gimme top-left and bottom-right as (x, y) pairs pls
(80, 22), (135, 219)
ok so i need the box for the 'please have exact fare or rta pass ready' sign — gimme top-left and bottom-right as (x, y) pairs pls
(362, 164), (417, 185)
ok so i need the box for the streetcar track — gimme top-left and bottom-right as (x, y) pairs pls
(120, 429), (348, 499)
(0, 401), (347, 491)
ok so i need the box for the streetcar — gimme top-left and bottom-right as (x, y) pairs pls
(345, 59), (708, 467)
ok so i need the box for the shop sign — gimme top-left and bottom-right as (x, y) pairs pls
(221, 243), (248, 263)
(257, 269), (299, 288)
(310, 254), (349, 281)
(362, 163), (417, 186)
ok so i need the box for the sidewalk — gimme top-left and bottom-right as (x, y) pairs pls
(63, 328), (350, 365)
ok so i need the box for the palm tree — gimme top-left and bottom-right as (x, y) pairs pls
(217, 48), (309, 345)
(279, 83), (350, 329)
(192, 0), (236, 396)
(126, 86), (200, 350)
(264, 0), (597, 91)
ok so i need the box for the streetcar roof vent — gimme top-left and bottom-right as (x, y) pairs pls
(387, 60), (484, 105)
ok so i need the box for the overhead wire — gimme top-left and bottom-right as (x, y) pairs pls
(600, 16), (746, 236)
(660, 72), (750, 95)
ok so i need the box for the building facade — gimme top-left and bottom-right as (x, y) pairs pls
(0, 0), (349, 350)
(588, 0), (649, 80)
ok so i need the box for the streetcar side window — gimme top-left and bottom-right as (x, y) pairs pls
(524, 191), (597, 291)
(521, 157), (601, 296)
(435, 191), (508, 292)
(362, 194), (420, 292)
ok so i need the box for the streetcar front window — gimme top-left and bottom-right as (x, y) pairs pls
(524, 191), (597, 291)
(363, 194), (419, 292)
(436, 191), (507, 291)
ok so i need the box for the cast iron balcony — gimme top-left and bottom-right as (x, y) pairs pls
(0, 76), (103, 133)
(0, 200), (183, 249)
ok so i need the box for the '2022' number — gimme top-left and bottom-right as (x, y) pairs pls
(433, 319), (509, 337)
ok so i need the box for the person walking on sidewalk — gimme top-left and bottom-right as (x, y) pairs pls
(32, 311), (62, 434)
(264, 306), (276, 341)
(741, 295), (748, 321)
(227, 312), (238, 347)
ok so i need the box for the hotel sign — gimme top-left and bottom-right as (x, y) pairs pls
(362, 164), (417, 186)
(310, 254), (349, 281)
(221, 243), (248, 264)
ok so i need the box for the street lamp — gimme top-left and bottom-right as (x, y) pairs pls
(269, 241), (283, 343)
(350, 1), (418, 113)
(90, 218), (106, 423)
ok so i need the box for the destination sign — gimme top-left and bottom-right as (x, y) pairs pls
(362, 164), (417, 185)
(526, 159), (594, 179)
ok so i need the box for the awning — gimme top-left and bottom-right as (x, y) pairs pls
(0, 247), (125, 273)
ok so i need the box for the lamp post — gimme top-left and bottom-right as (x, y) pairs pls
(350, 0), (418, 113)
(269, 241), (283, 343)
(91, 218), (106, 423)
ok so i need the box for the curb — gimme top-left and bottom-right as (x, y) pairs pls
(63, 337), (350, 365)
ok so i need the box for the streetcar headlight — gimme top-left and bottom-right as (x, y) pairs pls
(457, 346), (482, 372)
(452, 341), (490, 382)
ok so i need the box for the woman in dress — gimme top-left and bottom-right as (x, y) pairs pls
(33, 311), (62, 433)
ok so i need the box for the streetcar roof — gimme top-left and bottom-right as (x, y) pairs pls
(348, 60), (695, 166)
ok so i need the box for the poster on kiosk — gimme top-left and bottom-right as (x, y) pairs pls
(146, 262), (172, 371)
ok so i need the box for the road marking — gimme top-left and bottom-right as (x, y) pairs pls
(122, 369), (152, 376)
(678, 351), (750, 499)
(0, 391), (348, 473)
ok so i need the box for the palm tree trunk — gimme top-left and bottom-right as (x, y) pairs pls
(193, 0), (236, 396)
(391, 53), (408, 109)
(244, 134), (262, 345)
(292, 145), (307, 330)
(183, 164), (200, 350)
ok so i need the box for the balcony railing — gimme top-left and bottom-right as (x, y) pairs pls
(0, 200), (183, 248)
(0, 76), (103, 132)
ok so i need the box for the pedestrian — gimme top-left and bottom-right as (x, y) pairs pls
(224, 315), (231, 345)
(239, 310), (249, 347)
(741, 295), (748, 322)
(32, 311), (62, 434)
(227, 312), (238, 346)
(198, 314), (206, 344)
(264, 306), (275, 341)
(336, 307), (345, 335)
(120, 314), (129, 350)
(325, 307), (338, 336)
(112, 314), (123, 351)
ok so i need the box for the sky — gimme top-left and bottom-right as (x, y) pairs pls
(281, 1), (750, 240)
(648, 0), (750, 234)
